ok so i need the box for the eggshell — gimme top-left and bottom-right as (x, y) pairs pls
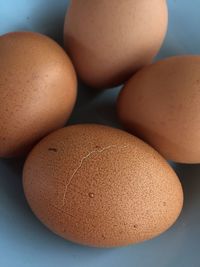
(23, 124), (183, 247)
(0, 31), (77, 158)
(117, 55), (200, 163)
(64, 0), (168, 89)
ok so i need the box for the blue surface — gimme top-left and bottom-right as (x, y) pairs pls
(0, 1), (200, 266)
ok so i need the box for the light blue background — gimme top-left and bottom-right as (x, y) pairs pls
(0, 1), (200, 266)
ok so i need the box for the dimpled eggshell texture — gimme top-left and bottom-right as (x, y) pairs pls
(117, 56), (200, 163)
(23, 124), (183, 247)
(64, 0), (168, 89)
(0, 31), (77, 158)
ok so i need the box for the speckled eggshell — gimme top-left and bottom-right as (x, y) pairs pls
(0, 31), (77, 158)
(64, 0), (168, 89)
(23, 124), (183, 248)
(117, 55), (200, 163)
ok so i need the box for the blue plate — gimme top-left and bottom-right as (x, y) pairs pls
(0, 1), (200, 266)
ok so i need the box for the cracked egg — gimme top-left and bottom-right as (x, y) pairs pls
(23, 124), (183, 247)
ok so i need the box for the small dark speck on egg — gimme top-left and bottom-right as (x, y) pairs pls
(32, 74), (39, 80)
(95, 145), (100, 149)
(133, 224), (138, 229)
(101, 234), (106, 240)
(48, 148), (58, 152)
(163, 202), (167, 206)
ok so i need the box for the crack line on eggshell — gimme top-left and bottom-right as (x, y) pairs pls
(50, 202), (75, 218)
(61, 145), (127, 207)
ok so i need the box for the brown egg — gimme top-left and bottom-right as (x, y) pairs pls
(23, 124), (183, 248)
(0, 31), (77, 158)
(64, 0), (168, 89)
(117, 55), (200, 163)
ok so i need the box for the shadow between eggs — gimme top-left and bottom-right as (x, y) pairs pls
(173, 163), (200, 212)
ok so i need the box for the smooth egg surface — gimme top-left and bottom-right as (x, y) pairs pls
(0, 31), (77, 157)
(118, 55), (200, 163)
(64, 0), (168, 89)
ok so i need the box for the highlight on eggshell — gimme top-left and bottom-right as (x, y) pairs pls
(0, 31), (77, 158)
(117, 55), (200, 163)
(64, 0), (168, 89)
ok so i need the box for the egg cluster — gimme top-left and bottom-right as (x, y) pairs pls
(1, 0), (193, 248)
